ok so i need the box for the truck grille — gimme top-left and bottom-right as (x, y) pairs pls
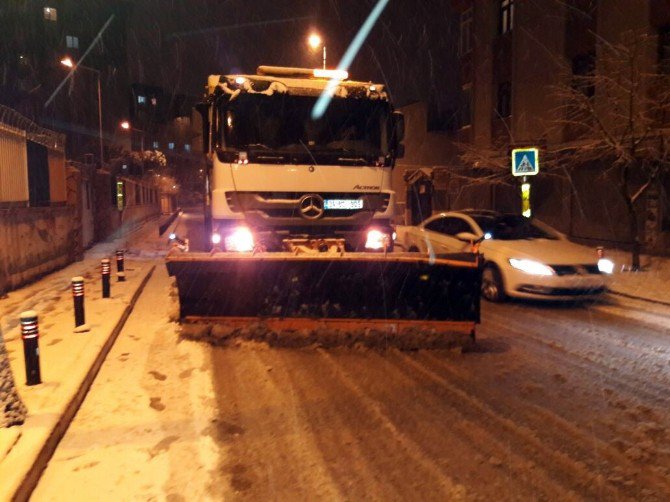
(550, 264), (601, 276)
(225, 191), (390, 219)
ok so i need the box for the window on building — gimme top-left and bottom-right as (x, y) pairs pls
(168, 142), (175, 150)
(66, 35), (79, 49)
(150, 97), (157, 106)
(659, 26), (670, 74)
(460, 86), (472, 127)
(184, 144), (191, 152)
(500, 0), (514, 35)
(572, 52), (595, 97)
(496, 82), (511, 118)
(137, 95), (146, 104)
(43, 7), (57, 21)
(459, 8), (473, 56)
(152, 141), (159, 149)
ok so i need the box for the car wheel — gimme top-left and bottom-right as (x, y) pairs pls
(482, 264), (506, 302)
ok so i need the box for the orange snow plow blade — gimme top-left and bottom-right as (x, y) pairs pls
(166, 252), (482, 346)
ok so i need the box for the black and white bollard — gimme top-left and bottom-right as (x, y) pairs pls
(101, 258), (111, 298)
(20, 311), (41, 386)
(116, 250), (125, 273)
(72, 276), (85, 327)
(117, 250), (126, 282)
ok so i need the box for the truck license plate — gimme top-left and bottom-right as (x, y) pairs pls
(324, 199), (364, 210)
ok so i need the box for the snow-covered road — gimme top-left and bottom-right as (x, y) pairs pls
(29, 213), (670, 500)
(32, 280), (670, 500)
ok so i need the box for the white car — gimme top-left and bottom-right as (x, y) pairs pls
(398, 210), (613, 302)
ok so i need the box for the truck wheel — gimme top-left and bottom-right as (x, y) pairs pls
(482, 264), (506, 302)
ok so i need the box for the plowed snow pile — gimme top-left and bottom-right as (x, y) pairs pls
(179, 321), (473, 350)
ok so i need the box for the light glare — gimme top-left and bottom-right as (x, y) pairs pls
(308, 33), (322, 49)
(598, 258), (614, 274)
(225, 227), (254, 252)
(313, 69), (348, 80)
(365, 229), (389, 250)
(311, 0), (390, 119)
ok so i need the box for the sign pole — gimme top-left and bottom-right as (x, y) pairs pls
(511, 147), (539, 218)
(521, 175), (531, 218)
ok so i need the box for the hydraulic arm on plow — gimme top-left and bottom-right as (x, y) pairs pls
(167, 66), (482, 347)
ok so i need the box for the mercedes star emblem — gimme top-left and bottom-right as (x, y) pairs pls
(298, 194), (325, 220)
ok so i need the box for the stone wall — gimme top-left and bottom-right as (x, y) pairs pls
(0, 206), (79, 294)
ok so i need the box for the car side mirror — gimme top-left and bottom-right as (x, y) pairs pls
(455, 232), (479, 242)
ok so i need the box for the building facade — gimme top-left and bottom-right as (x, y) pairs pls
(0, 0), (133, 164)
(443, 0), (670, 252)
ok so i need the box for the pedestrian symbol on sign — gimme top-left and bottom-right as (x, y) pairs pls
(511, 148), (539, 177)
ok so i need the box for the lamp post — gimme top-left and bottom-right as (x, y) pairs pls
(61, 57), (104, 167)
(308, 33), (326, 69)
(120, 120), (145, 152)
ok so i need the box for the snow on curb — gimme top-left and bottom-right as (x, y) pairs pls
(0, 265), (155, 502)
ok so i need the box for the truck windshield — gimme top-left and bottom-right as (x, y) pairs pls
(219, 93), (390, 165)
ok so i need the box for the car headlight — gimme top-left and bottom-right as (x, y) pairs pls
(224, 227), (254, 252)
(598, 258), (614, 274)
(509, 258), (554, 276)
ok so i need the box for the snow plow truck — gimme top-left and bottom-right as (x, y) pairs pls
(166, 66), (482, 346)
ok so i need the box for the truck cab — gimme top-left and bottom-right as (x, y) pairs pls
(197, 66), (404, 252)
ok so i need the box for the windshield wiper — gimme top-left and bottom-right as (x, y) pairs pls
(337, 156), (368, 165)
(246, 143), (272, 150)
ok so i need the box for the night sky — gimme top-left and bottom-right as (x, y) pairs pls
(127, 0), (459, 119)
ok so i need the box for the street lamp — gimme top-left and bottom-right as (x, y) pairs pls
(307, 32), (326, 69)
(61, 56), (104, 167)
(119, 120), (145, 152)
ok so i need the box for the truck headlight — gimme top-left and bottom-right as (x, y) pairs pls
(365, 229), (390, 250)
(211, 233), (222, 245)
(597, 258), (614, 274)
(509, 258), (554, 276)
(224, 227), (254, 252)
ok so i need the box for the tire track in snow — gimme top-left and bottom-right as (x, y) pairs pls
(253, 349), (394, 499)
(211, 346), (342, 500)
(499, 303), (670, 364)
(416, 351), (670, 498)
(316, 349), (470, 500)
(484, 309), (670, 404)
(387, 350), (625, 500)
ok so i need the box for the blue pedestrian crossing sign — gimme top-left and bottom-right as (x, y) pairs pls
(511, 147), (539, 177)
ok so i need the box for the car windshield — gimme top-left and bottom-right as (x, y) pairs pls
(220, 93), (390, 164)
(471, 215), (558, 240)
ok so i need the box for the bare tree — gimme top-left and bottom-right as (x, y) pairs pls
(458, 28), (669, 269)
(552, 30), (670, 269)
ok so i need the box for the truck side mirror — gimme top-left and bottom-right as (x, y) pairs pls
(195, 102), (210, 154)
(392, 111), (405, 143)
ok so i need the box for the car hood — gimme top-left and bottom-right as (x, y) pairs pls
(481, 238), (598, 265)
